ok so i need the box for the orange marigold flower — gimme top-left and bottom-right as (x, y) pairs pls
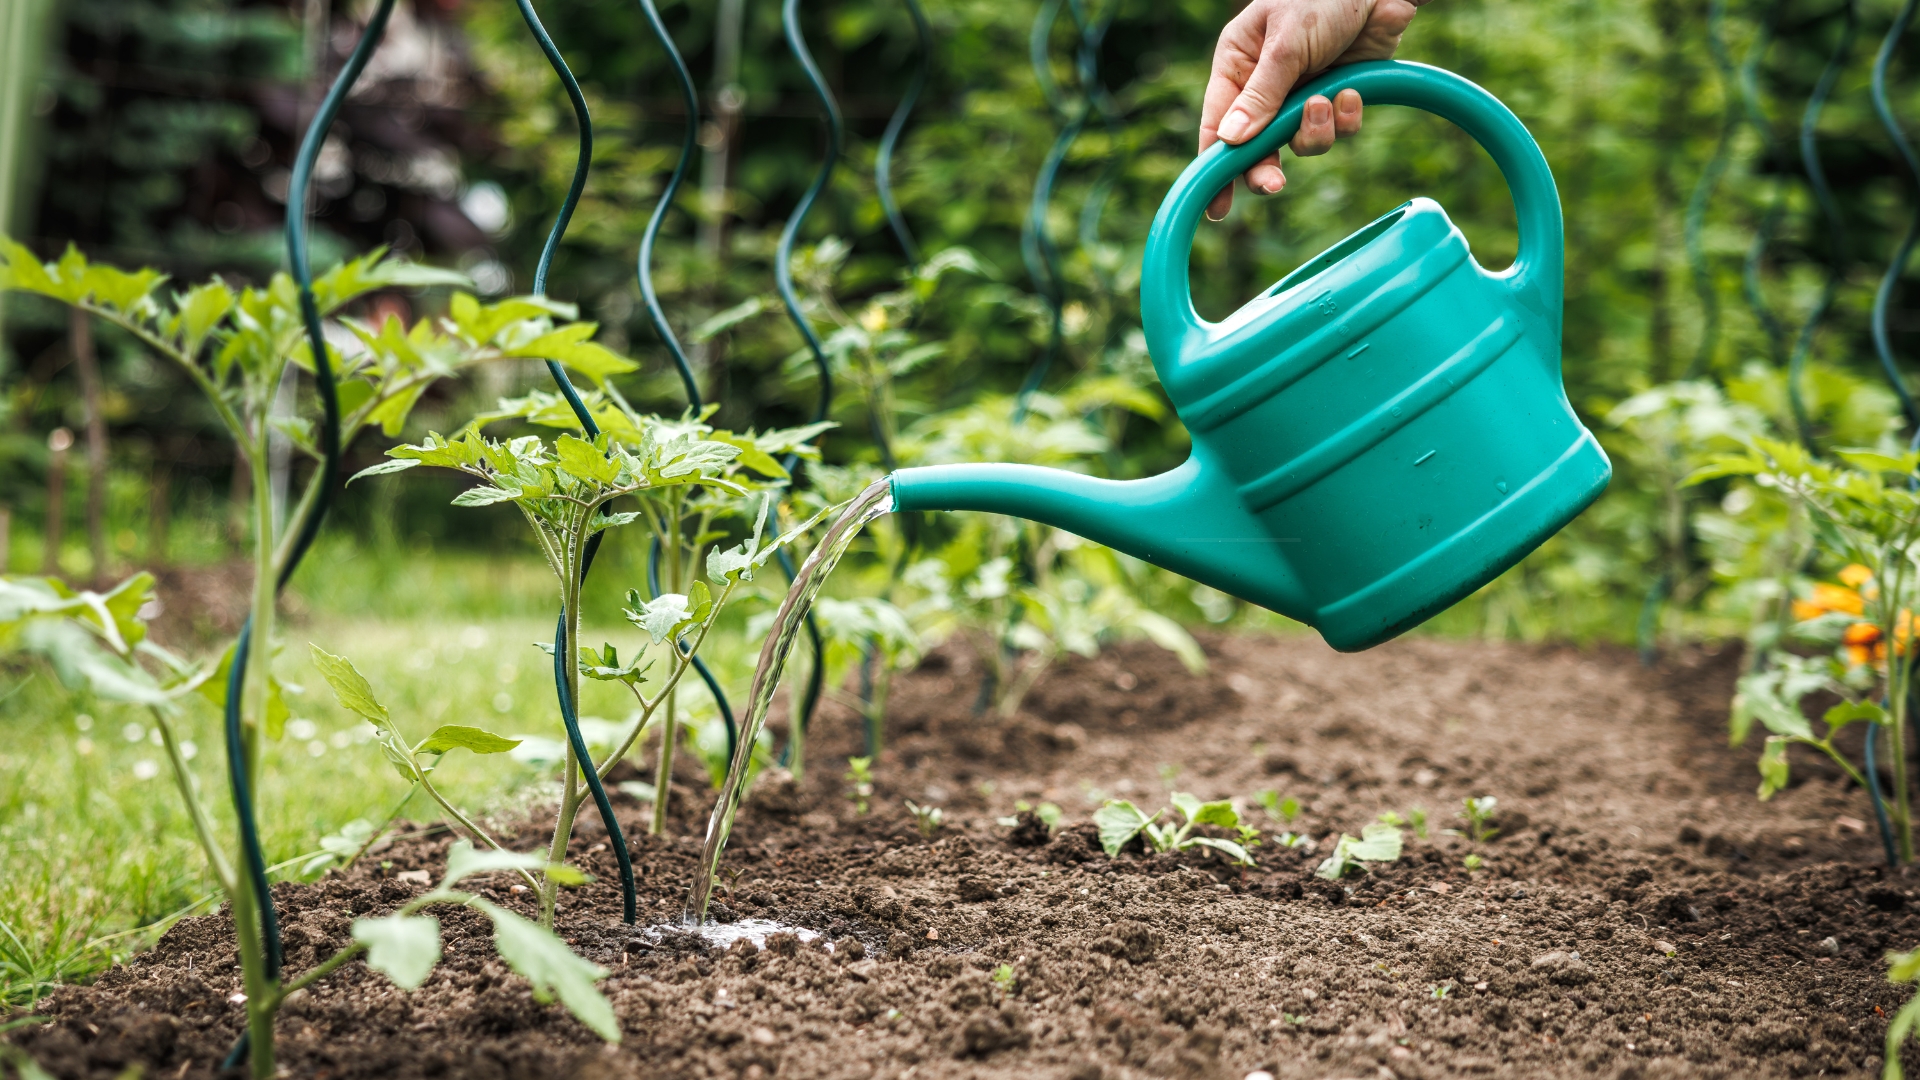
(1806, 582), (1867, 617)
(1848, 644), (1876, 667)
(1840, 564), (1875, 588)
(1844, 622), (1884, 646)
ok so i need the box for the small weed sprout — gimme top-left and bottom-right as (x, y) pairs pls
(904, 799), (945, 838)
(1448, 796), (1500, 871)
(991, 964), (1016, 991)
(1381, 808), (1429, 839)
(846, 756), (876, 814)
(996, 799), (1062, 830)
(1256, 790), (1299, 823)
(1885, 947), (1920, 1076)
(1430, 983), (1453, 1000)
(1315, 823), (1404, 880)
(1461, 797), (1500, 843)
(1093, 792), (1256, 865)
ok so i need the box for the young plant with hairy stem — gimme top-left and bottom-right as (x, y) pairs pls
(308, 646), (538, 889)
(474, 391), (830, 829)
(367, 422), (824, 924)
(0, 242), (638, 1076)
(1693, 439), (1920, 863)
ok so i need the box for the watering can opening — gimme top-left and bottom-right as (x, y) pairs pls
(889, 61), (1611, 653)
(1262, 203), (1409, 302)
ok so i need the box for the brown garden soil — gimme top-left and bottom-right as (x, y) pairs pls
(9, 632), (1920, 1079)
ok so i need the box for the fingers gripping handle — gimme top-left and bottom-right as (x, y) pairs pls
(1142, 61), (1564, 362)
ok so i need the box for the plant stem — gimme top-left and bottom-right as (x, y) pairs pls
(651, 498), (684, 835)
(541, 503), (590, 927)
(149, 705), (237, 894)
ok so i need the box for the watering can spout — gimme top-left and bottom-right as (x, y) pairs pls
(888, 458), (1313, 629)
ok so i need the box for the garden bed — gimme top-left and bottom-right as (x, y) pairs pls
(9, 633), (1915, 1079)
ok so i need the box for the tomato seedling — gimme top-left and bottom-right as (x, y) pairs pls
(1093, 793), (1256, 865)
(1315, 823), (1404, 880)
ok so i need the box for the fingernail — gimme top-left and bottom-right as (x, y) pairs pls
(1307, 99), (1332, 125)
(1206, 206), (1226, 222)
(1219, 108), (1250, 143)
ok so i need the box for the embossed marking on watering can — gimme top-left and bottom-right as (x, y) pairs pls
(1181, 215), (1469, 433)
(1239, 314), (1522, 511)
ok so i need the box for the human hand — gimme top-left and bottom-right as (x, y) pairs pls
(1199, 0), (1430, 221)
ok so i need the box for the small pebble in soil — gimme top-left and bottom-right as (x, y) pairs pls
(1820, 936), (1841, 956)
(1245, 1072), (1276, 1080)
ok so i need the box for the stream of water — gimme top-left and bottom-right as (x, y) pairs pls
(683, 476), (898, 923)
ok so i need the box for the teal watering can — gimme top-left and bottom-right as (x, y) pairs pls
(888, 61), (1611, 652)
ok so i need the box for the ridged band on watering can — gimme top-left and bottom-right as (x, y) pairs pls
(890, 60), (1611, 652)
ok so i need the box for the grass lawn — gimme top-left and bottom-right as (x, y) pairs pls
(0, 541), (756, 1007)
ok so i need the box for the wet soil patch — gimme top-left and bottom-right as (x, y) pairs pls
(10, 635), (1918, 1078)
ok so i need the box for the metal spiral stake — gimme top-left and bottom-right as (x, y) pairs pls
(512, 0), (638, 927)
(221, 2), (395, 1068)
(1785, 0), (1859, 451)
(1016, 0), (1117, 420)
(634, 0), (739, 768)
(771, 0), (842, 768)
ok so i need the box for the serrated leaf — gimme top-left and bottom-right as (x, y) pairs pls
(627, 593), (693, 643)
(477, 899), (620, 1041)
(348, 459), (420, 484)
(444, 840), (548, 885)
(1093, 800), (1156, 857)
(309, 644), (391, 730)
(690, 296), (766, 342)
(555, 433), (618, 485)
(452, 484), (523, 507)
(1757, 736), (1791, 800)
(1824, 700), (1885, 732)
(417, 725), (521, 755)
(352, 915), (442, 990)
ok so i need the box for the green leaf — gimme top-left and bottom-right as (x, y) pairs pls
(476, 899), (620, 1041)
(444, 840), (547, 885)
(416, 725), (522, 755)
(690, 296), (766, 342)
(1823, 700), (1885, 733)
(352, 915), (442, 990)
(451, 484), (523, 507)
(1092, 800), (1157, 857)
(555, 433), (618, 485)
(1170, 792), (1237, 829)
(1732, 670), (1814, 740)
(511, 324), (638, 385)
(173, 280), (235, 357)
(309, 644), (391, 730)
(626, 593), (693, 643)
(348, 459), (421, 485)
(1184, 836), (1256, 866)
(1348, 822), (1404, 861)
(1757, 736), (1791, 801)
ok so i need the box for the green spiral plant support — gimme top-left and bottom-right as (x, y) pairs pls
(1784, 0), (1858, 451)
(1862, 0), (1920, 869)
(221, 1), (397, 1068)
(875, 0), (931, 276)
(1684, 0), (1741, 379)
(772, 0), (841, 766)
(511, 0), (639, 927)
(1873, 0), (1920, 434)
(633, 0), (740, 769)
(1641, 0), (1745, 665)
(1017, 0), (1117, 419)
(1739, 0), (1793, 415)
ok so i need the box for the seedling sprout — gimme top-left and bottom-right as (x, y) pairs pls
(1093, 793), (1256, 865)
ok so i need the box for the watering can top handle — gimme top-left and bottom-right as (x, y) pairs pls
(1142, 60), (1564, 350)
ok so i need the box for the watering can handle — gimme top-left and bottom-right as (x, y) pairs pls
(1141, 60), (1563, 363)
